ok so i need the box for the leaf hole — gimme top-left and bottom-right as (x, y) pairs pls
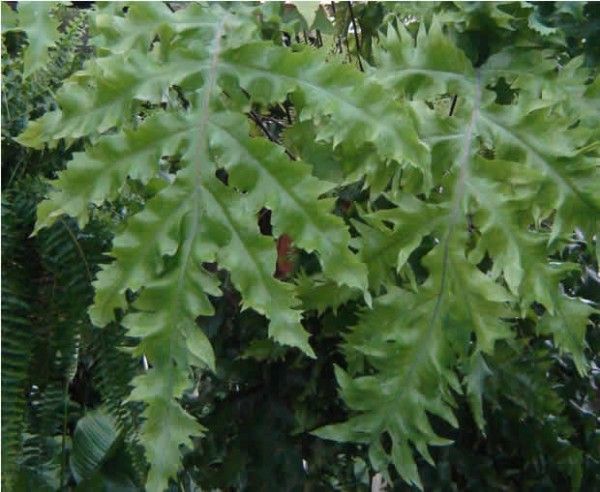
(380, 430), (392, 454)
(215, 168), (229, 185)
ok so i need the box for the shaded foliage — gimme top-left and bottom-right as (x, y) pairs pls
(2, 2), (599, 491)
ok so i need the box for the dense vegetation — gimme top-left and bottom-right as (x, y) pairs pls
(2, 2), (599, 491)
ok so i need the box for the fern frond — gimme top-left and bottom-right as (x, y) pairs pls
(14, 4), (600, 490)
(321, 16), (599, 487)
(89, 322), (147, 483)
(1, 194), (35, 488)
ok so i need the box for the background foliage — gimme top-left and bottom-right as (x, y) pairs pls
(2, 2), (599, 491)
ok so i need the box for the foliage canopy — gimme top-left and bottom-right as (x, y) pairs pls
(2, 2), (600, 491)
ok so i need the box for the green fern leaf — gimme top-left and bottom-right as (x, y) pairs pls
(327, 19), (600, 486)
(70, 410), (119, 484)
(538, 294), (598, 375)
(21, 5), (375, 485)
(4, 2), (61, 78)
(17, 4), (600, 490)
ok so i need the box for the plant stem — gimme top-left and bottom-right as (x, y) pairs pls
(344, 36), (352, 63)
(330, 2), (343, 55)
(248, 110), (297, 160)
(316, 29), (323, 47)
(449, 94), (458, 116)
(59, 379), (69, 490)
(347, 1), (364, 71)
(283, 102), (292, 124)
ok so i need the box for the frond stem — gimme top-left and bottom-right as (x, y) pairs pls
(347, 1), (364, 72)
(59, 217), (92, 284)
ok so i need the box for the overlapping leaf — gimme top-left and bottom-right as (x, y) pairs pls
(18, 4), (600, 490)
(329, 18), (600, 487)
(1, 2), (61, 77)
(373, 19), (600, 304)
(20, 3), (434, 489)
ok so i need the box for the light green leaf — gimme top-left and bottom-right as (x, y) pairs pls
(464, 352), (492, 432)
(292, 2), (321, 30)
(538, 295), (597, 375)
(221, 42), (430, 173)
(20, 4), (600, 491)
(1, 3), (18, 31)
(17, 2), (61, 77)
(184, 322), (215, 372)
(528, 9), (558, 36)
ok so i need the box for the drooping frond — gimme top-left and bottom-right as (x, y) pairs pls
(12, 3), (599, 490)
(316, 18), (600, 487)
